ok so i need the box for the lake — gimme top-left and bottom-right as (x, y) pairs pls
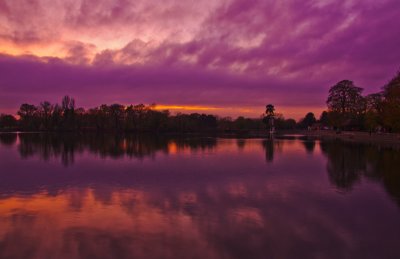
(0, 133), (399, 259)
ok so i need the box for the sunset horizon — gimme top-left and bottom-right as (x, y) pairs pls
(1, 0), (399, 120)
(1, 1), (400, 258)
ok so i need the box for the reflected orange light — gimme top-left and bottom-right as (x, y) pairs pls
(168, 142), (178, 154)
(0, 188), (213, 258)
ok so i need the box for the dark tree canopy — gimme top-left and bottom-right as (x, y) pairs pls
(327, 80), (364, 114)
(326, 80), (365, 129)
(0, 114), (17, 129)
(319, 111), (329, 126)
(299, 112), (317, 128)
(265, 104), (275, 117)
(382, 71), (400, 131)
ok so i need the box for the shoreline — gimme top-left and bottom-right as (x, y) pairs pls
(301, 130), (400, 144)
(2, 129), (400, 142)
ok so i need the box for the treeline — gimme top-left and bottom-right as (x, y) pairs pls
(1, 71), (399, 133)
(323, 71), (400, 132)
(0, 98), (216, 132)
(0, 96), (300, 133)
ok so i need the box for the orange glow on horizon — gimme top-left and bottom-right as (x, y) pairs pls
(0, 104), (325, 120)
(153, 104), (325, 120)
(154, 104), (220, 111)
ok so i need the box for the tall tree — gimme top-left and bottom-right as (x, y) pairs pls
(263, 104), (275, 132)
(18, 103), (38, 130)
(109, 104), (125, 130)
(61, 96), (76, 130)
(326, 80), (365, 129)
(265, 104), (275, 117)
(382, 71), (400, 131)
(364, 93), (383, 131)
(39, 101), (54, 130)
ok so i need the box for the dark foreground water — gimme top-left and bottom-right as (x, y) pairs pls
(0, 133), (399, 259)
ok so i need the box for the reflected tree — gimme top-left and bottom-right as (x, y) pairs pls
(262, 140), (275, 162)
(320, 140), (400, 205)
(320, 141), (366, 190)
(236, 139), (246, 150)
(302, 140), (316, 154)
(16, 134), (218, 166)
(0, 133), (17, 146)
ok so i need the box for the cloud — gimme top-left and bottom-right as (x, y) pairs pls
(0, 54), (325, 113)
(0, 0), (399, 117)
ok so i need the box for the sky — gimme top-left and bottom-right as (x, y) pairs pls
(0, 0), (399, 119)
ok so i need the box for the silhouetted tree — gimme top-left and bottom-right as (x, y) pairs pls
(382, 71), (400, 131)
(263, 104), (275, 133)
(326, 80), (365, 129)
(265, 104), (275, 116)
(364, 93), (384, 132)
(125, 105), (136, 131)
(319, 111), (329, 127)
(61, 96), (76, 130)
(283, 118), (297, 130)
(299, 112), (316, 129)
(109, 104), (125, 130)
(51, 104), (63, 130)
(39, 101), (54, 130)
(0, 114), (17, 130)
(9, 97), (296, 133)
(18, 103), (38, 130)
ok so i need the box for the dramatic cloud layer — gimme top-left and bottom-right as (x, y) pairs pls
(0, 0), (399, 118)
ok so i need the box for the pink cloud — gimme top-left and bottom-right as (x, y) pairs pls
(0, 0), (399, 118)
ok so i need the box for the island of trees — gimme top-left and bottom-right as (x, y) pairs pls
(0, 71), (399, 133)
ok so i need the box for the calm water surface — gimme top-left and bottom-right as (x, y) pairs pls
(0, 133), (399, 259)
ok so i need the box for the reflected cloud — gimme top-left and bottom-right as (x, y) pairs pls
(1, 179), (399, 259)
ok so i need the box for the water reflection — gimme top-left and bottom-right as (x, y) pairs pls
(236, 139), (246, 150)
(0, 133), (17, 146)
(261, 139), (276, 162)
(320, 141), (400, 205)
(16, 133), (217, 166)
(302, 140), (316, 154)
(0, 134), (400, 258)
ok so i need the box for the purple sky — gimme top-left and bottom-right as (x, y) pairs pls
(0, 0), (399, 119)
